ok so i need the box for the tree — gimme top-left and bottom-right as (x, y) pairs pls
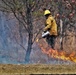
(0, 0), (43, 63)
(57, 0), (76, 50)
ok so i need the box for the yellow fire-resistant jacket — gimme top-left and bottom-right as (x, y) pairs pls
(44, 15), (57, 36)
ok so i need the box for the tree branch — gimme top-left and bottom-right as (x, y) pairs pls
(32, 27), (43, 44)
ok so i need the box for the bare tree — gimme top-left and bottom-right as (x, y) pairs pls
(0, 0), (44, 63)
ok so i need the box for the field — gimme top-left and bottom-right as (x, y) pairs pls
(0, 64), (76, 75)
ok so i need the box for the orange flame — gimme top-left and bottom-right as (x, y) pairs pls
(39, 44), (76, 63)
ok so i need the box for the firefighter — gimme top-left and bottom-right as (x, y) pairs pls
(43, 10), (58, 49)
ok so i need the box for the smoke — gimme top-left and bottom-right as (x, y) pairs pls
(0, 11), (27, 64)
(0, 11), (75, 64)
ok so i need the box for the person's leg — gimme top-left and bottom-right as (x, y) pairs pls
(46, 35), (52, 47)
(46, 35), (56, 49)
(50, 35), (56, 49)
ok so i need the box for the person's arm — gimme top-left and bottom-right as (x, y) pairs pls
(44, 18), (52, 31)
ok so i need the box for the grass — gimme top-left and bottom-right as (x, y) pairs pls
(0, 64), (76, 74)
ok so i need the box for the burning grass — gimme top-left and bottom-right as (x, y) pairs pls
(39, 44), (76, 63)
(36, 37), (76, 63)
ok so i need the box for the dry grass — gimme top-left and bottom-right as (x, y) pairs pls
(0, 64), (76, 74)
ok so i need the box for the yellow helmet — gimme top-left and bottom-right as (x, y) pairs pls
(44, 10), (51, 16)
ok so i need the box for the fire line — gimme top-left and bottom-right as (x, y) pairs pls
(38, 42), (76, 63)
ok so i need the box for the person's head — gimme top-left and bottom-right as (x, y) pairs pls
(44, 10), (51, 18)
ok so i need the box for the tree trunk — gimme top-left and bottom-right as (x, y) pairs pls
(25, 20), (33, 63)
(60, 19), (63, 50)
(58, 0), (64, 50)
(25, 5), (33, 63)
(25, 32), (33, 63)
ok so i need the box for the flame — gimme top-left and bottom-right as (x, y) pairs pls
(36, 39), (39, 42)
(39, 44), (76, 63)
